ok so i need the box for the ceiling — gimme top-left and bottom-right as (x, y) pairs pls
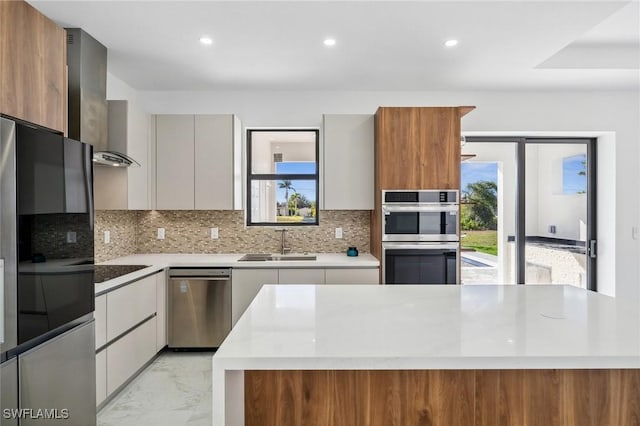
(29, 1), (640, 91)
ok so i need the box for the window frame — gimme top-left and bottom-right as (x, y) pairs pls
(246, 128), (320, 226)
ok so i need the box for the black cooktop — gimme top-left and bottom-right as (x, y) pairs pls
(94, 264), (149, 284)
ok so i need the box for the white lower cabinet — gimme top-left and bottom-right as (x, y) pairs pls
(231, 269), (278, 326)
(325, 268), (379, 284)
(95, 294), (107, 349)
(96, 270), (167, 406)
(230, 267), (379, 326)
(278, 268), (325, 285)
(106, 274), (156, 342)
(156, 271), (167, 351)
(106, 317), (157, 396)
(96, 349), (107, 406)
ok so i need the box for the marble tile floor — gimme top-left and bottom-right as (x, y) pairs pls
(98, 351), (214, 426)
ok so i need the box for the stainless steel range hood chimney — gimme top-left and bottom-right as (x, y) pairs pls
(66, 28), (139, 167)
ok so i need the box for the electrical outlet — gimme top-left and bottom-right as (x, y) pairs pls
(157, 228), (165, 240)
(66, 231), (77, 243)
(210, 227), (219, 239)
(633, 226), (639, 240)
(335, 227), (343, 239)
(104, 230), (111, 244)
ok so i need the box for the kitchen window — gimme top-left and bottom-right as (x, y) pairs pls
(246, 129), (319, 226)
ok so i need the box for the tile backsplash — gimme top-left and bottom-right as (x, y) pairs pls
(95, 210), (370, 262)
(94, 210), (138, 262)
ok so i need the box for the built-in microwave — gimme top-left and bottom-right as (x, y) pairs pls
(382, 190), (459, 242)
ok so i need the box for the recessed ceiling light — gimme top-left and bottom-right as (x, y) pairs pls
(444, 39), (459, 47)
(200, 36), (213, 45)
(323, 38), (336, 47)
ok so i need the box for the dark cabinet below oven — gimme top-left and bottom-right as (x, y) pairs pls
(383, 243), (458, 284)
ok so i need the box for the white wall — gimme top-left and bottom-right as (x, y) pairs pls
(107, 72), (142, 104)
(527, 144), (587, 241)
(132, 88), (639, 301)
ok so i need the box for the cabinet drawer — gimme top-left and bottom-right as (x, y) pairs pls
(106, 274), (157, 342)
(278, 269), (325, 285)
(96, 349), (106, 406)
(106, 317), (156, 396)
(325, 268), (379, 285)
(95, 294), (107, 349)
(156, 271), (167, 351)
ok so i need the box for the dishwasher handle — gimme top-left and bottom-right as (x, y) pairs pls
(170, 276), (230, 281)
(168, 268), (231, 278)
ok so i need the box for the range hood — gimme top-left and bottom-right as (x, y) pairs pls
(92, 151), (139, 167)
(66, 28), (139, 167)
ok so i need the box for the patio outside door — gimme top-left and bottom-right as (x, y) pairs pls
(461, 137), (597, 291)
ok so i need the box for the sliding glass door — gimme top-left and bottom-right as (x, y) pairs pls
(460, 141), (517, 285)
(461, 137), (597, 290)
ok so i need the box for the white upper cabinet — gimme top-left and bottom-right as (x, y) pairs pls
(94, 100), (151, 210)
(155, 115), (195, 210)
(155, 114), (241, 210)
(322, 114), (374, 210)
(195, 115), (233, 210)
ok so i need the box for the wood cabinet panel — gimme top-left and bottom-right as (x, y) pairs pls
(0, 0), (66, 133)
(368, 370), (475, 426)
(246, 369), (640, 426)
(375, 107), (419, 189)
(371, 106), (472, 264)
(475, 369), (524, 425)
(375, 107), (461, 190)
(417, 108), (460, 189)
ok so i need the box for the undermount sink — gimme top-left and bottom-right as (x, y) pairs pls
(272, 254), (317, 261)
(238, 253), (317, 262)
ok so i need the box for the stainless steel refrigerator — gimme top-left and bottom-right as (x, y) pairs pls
(0, 116), (96, 425)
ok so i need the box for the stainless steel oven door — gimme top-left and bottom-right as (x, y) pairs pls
(382, 242), (459, 284)
(382, 204), (459, 242)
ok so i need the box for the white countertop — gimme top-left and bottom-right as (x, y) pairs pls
(213, 284), (640, 370)
(95, 253), (379, 294)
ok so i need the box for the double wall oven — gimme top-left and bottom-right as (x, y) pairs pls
(382, 190), (460, 284)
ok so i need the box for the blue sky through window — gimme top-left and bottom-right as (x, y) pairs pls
(461, 162), (498, 191)
(275, 162), (316, 202)
(562, 154), (587, 194)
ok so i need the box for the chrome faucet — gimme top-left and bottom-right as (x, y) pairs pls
(276, 229), (291, 255)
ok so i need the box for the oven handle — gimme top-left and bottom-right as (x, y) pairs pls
(382, 242), (459, 250)
(382, 204), (459, 213)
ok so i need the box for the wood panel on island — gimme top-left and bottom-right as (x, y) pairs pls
(245, 369), (640, 426)
(0, 0), (67, 134)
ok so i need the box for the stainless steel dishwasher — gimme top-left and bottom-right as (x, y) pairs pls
(168, 268), (232, 348)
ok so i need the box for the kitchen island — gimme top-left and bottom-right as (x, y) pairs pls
(212, 284), (640, 426)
